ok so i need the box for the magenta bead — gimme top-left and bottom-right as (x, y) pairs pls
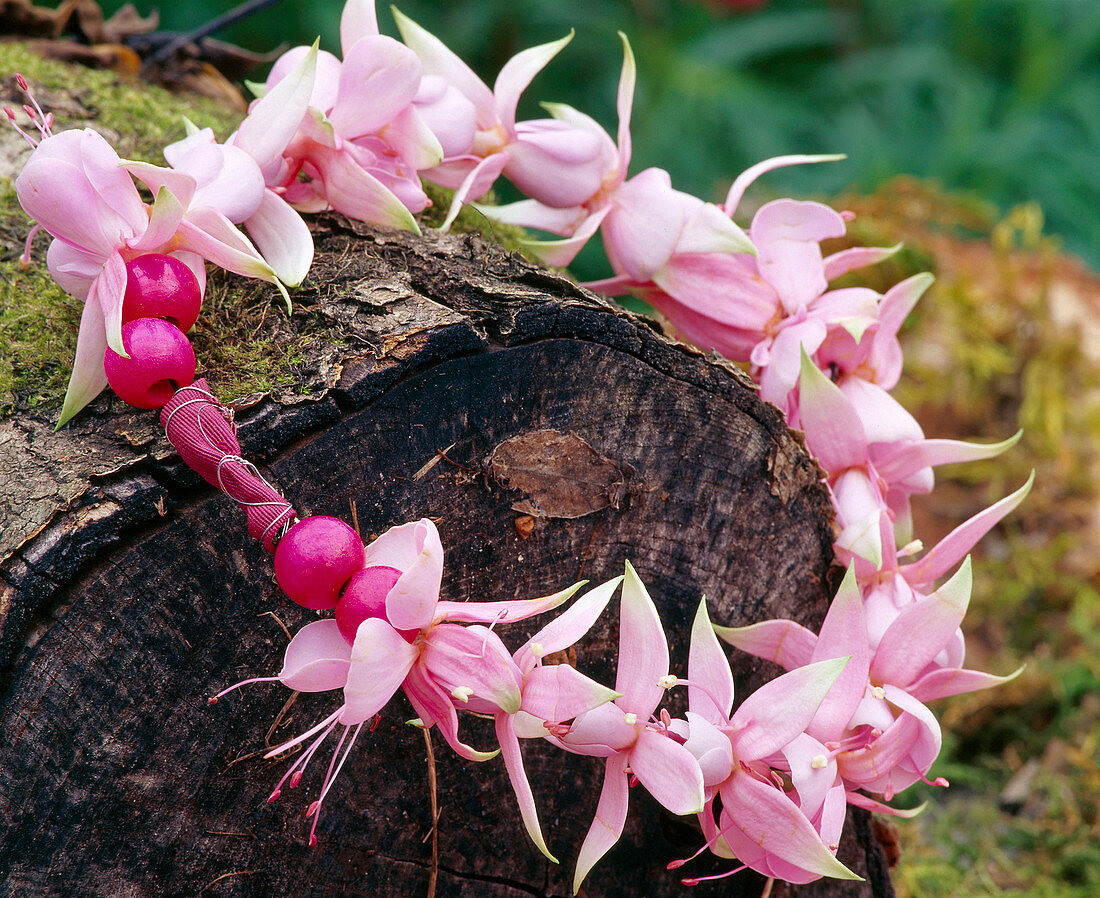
(104, 318), (196, 409)
(335, 565), (409, 644)
(274, 516), (366, 610)
(122, 254), (203, 332)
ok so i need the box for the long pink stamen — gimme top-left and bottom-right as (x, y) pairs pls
(682, 864), (749, 886)
(5, 106), (38, 148)
(20, 224), (41, 267)
(208, 675), (282, 703)
(674, 676), (729, 719)
(268, 721), (338, 802)
(308, 721), (363, 847)
(18, 75), (52, 138)
(264, 708), (343, 758)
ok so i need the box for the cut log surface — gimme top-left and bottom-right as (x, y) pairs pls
(0, 217), (895, 898)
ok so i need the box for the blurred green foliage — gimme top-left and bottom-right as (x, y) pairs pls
(95, 0), (1100, 270)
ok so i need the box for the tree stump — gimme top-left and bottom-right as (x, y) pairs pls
(0, 216), (895, 897)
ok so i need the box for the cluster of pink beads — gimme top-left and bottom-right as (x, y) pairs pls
(103, 254), (201, 408)
(274, 517), (408, 644)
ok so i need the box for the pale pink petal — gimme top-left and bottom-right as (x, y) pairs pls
(473, 197), (578, 238)
(339, 0), (379, 53)
(378, 105), (444, 170)
(730, 657), (849, 761)
(687, 598), (734, 720)
(403, 662), (499, 761)
(384, 519), (444, 631)
(651, 252), (777, 331)
(630, 728), (705, 815)
(572, 753), (630, 894)
(421, 624), (522, 714)
(123, 160), (197, 210)
(908, 664), (1024, 703)
(822, 244), (901, 281)
(46, 239), (99, 300)
(184, 143), (266, 222)
(493, 31), (574, 130)
(553, 701), (635, 756)
(96, 251), (128, 357)
(602, 168), (692, 281)
(873, 430), (1022, 486)
(520, 664), (619, 725)
(520, 205), (610, 268)
(871, 558), (972, 687)
(340, 617), (418, 724)
(724, 154), (846, 216)
(682, 712), (733, 788)
(413, 75), (477, 157)
(306, 144), (420, 233)
(713, 618), (817, 670)
(614, 561), (668, 716)
(900, 473), (1033, 589)
(437, 152), (509, 232)
(57, 292), (110, 426)
(435, 579), (579, 626)
(506, 121), (608, 207)
(17, 156), (129, 256)
(673, 202), (755, 256)
(807, 566), (870, 741)
(267, 46), (342, 114)
(331, 36), (422, 139)
(797, 351), (868, 473)
(782, 733), (837, 820)
(244, 189), (315, 287)
(514, 576), (622, 672)
(392, 8), (496, 128)
(839, 377), (925, 446)
(615, 32), (636, 173)
(170, 251), (206, 300)
(278, 619), (352, 692)
(127, 186), (183, 253)
(78, 129), (147, 235)
(758, 319), (827, 410)
(363, 518), (425, 569)
(751, 199), (846, 314)
(495, 714), (557, 861)
(720, 770), (861, 880)
(845, 791), (927, 818)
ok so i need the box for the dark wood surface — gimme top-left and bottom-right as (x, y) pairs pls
(0, 214), (895, 897)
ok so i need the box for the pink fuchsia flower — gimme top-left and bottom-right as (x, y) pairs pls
(481, 575), (625, 862)
(212, 518), (582, 845)
(395, 8), (621, 230)
(716, 563), (1022, 803)
(261, 1), (441, 231)
(671, 598), (858, 886)
(432, 29), (635, 237)
(545, 562), (705, 893)
(125, 44), (321, 289)
(797, 351), (1024, 572)
(12, 112), (285, 425)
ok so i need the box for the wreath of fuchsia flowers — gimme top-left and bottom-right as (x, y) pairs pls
(8, 0), (1031, 892)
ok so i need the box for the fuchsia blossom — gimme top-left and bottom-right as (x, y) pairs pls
(717, 564), (1023, 805)
(131, 44), (322, 289)
(10, 85), (293, 425)
(671, 599), (858, 885)
(797, 351), (1024, 571)
(546, 562), (706, 892)
(213, 519), (589, 846)
(394, 9), (618, 230)
(261, 0), (441, 231)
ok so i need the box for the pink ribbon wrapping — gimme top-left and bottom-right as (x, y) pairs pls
(160, 378), (297, 552)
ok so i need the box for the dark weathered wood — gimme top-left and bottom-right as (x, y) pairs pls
(0, 224), (895, 894)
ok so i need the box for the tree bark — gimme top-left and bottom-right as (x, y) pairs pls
(0, 204), (895, 896)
